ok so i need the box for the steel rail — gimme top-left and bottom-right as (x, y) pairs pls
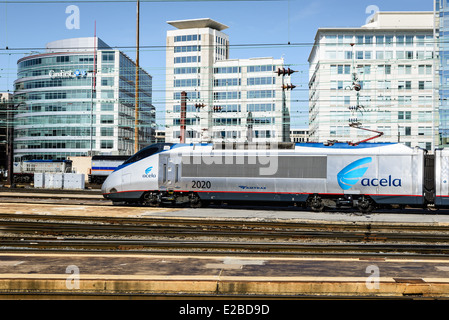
(2, 217), (449, 258)
(0, 212), (448, 233)
(2, 237), (449, 257)
(0, 219), (449, 243)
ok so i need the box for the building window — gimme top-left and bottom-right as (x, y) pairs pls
(385, 36), (394, 46)
(214, 66), (241, 74)
(247, 90), (275, 99)
(174, 45), (201, 53)
(174, 56), (200, 64)
(101, 140), (114, 149)
(398, 65), (412, 75)
(174, 67), (200, 74)
(406, 36), (414, 45)
(247, 65), (276, 73)
(101, 127), (114, 136)
(56, 56), (70, 63)
(101, 103), (114, 111)
(247, 77), (275, 86)
(101, 115), (114, 124)
(102, 52), (115, 62)
(174, 78), (201, 87)
(101, 77), (114, 86)
(101, 91), (114, 99)
(398, 111), (411, 120)
(174, 34), (201, 42)
(365, 36), (373, 45)
(215, 78), (241, 86)
(376, 36), (384, 45)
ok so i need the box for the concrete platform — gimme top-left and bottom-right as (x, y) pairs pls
(2, 253), (449, 299)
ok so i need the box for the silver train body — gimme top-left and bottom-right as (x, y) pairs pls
(102, 142), (449, 212)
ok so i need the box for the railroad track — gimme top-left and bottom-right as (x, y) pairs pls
(3, 237), (449, 256)
(1, 213), (449, 257)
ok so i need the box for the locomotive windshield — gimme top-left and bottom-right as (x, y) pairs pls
(121, 143), (174, 166)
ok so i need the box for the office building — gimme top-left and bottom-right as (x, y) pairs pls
(165, 18), (291, 143)
(308, 11), (436, 150)
(436, 0), (449, 147)
(13, 37), (155, 160)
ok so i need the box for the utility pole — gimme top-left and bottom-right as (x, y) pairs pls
(90, 22), (97, 156)
(134, 0), (140, 154)
(180, 91), (187, 143)
(247, 111), (253, 143)
(6, 101), (20, 188)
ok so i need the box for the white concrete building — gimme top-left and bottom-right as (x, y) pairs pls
(308, 11), (436, 150)
(165, 18), (291, 143)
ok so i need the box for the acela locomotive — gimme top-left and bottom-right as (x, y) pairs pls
(101, 142), (447, 212)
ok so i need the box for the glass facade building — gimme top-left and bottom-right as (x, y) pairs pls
(436, 0), (449, 146)
(13, 37), (155, 160)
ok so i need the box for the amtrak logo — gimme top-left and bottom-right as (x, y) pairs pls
(142, 166), (156, 178)
(239, 186), (267, 190)
(337, 157), (372, 190)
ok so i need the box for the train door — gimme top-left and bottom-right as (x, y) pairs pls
(159, 154), (182, 191)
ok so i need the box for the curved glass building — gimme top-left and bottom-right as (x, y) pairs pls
(13, 37), (155, 160)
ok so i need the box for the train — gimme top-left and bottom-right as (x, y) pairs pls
(13, 160), (72, 183)
(9, 156), (128, 184)
(100, 142), (449, 213)
(89, 155), (130, 184)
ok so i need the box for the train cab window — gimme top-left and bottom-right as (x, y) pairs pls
(122, 146), (160, 166)
(121, 143), (175, 166)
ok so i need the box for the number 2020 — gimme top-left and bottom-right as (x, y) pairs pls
(192, 180), (211, 189)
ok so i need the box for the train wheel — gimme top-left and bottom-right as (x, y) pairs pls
(189, 193), (203, 208)
(357, 196), (374, 213)
(308, 195), (324, 212)
(141, 192), (160, 207)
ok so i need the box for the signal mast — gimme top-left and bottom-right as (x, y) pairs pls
(346, 43), (383, 146)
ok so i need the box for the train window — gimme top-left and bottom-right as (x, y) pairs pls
(121, 146), (160, 166)
(119, 143), (175, 167)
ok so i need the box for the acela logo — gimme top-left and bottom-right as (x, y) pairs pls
(145, 166), (153, 174)
(142, 166), (156, 178)
(337, 157), (372, 190)
(337, 157), (402, 190)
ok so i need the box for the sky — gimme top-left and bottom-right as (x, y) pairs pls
(0, 0), (435, 129)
